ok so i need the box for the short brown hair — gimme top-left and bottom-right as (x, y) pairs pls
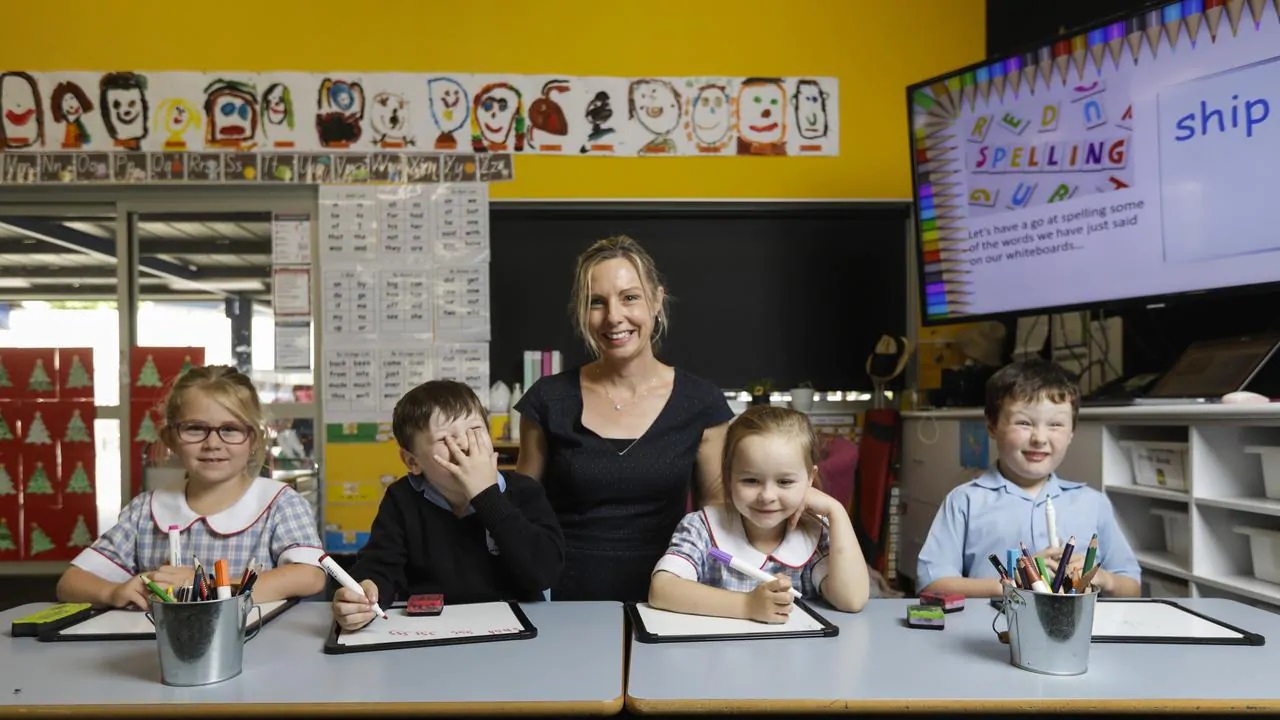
(984, 358), (1080, 428)
(721, 405), (821, 491)
(161, 365), (268, 475)
(569, 235), (670, 357)
(392, 380), (488, 451)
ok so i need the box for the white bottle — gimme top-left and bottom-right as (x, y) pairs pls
(508, 383), (523, 442)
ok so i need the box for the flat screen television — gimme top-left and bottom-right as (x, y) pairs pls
(907, 1), (1280, 325)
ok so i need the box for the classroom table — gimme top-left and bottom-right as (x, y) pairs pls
(626, 597), (1280, 714)
(0, 600), (624, 717)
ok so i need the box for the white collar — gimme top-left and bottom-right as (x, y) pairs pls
(150, 476), (289, 536)
(701, 503), (820, 569)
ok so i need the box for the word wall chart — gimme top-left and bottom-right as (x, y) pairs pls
(318, 183), (491, 425)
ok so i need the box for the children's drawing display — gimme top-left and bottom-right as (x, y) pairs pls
(0, 72), (840, 184)
(909, 3), (1280, 322)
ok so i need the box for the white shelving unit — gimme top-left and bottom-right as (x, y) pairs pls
(898, 404), (1280, 612)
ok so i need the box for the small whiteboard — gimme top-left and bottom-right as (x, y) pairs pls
(1092, 599), (1265, 645)
(323, 601), (536, 654)
(45, 599), (294, 641)
(628, 600), (838, 644)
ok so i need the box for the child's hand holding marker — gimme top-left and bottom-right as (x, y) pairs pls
(333, 579), (384, 631)
(744, 574), (796, 624)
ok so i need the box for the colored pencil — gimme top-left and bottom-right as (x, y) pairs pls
(1071, 33), (1089, 81)
(1126, 15), (1146, 64)
(1082, 533), (1099, 573)
(1005, 56), (1023, 98)
(1087, 28), (1108, 75)
(1205, 0), (1226, 41)
(1247, 0), (1266, 28)
(1183, 0), (1205, 45)
(989, 61), (1007, 101)
(1020, 51), (1038, 95)
(1164, 2), (1185, 49)
(1145, 9), (1164, 58)
(960, 71), (977, 112)
(1226, 0), (1246, 37)
(1037, 45), (1054, 90)
(1106, 21), (1127, 68)
(1053, 39), (1072, 85)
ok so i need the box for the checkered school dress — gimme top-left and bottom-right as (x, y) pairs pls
(71, 476), (323, 583)
(652, 504), (830, 598)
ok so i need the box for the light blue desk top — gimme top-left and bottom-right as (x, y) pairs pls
(626, 597), (1280, 714)
(0, 600), (623, 717)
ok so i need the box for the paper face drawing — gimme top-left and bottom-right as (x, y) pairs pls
(736, 77), (787, 155)
(428, 77), (468, 150)
(792, 79), (829, 140)
(1, 72), (44, 149)
(580, 91), (617, 153)
(629, 78), (681, 154)
(527, 79), (569, 150)
(155, 98), (200, 150)
(370, 91), (413, 148)
(317, 78), (364, 148)
(99, 72), (148, 150)
(51, 81), (93, 149)
(204, 79), (258, 149)
(686, 83), (733, 151)
(260, 83), (295, 148)
(470, 82), (524, 153)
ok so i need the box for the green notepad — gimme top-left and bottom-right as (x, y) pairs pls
(11, 603), (95, 637)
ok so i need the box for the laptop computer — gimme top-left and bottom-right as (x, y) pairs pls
(1136, 335), (1280, 404)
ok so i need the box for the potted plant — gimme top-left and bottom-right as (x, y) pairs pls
(790, 381), (816, 412)
(747, 378), (774, 406)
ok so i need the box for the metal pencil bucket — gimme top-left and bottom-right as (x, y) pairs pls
(999, 584), (1097, 676)
(146, 594), (262, 686)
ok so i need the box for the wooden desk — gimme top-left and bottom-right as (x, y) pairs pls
(0, 600), (623, 717)
(626, 598), (1280, 714)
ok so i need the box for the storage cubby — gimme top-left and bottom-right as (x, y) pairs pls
(901, 404), (1280, 611)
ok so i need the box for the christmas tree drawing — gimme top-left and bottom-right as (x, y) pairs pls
(135, 413), (160, 443)
(65, 354), (92, 389)
(0, 411), (11, 441)
(67, 516), (92, 548)
(65, 462), (92, 494)
(28, 358), (54, 392)
(0, 464), (13, 496)
(137, 354), (163, 388)
(24, 411), (53, 445)
(0, 357), (11, 388)
(25, 462), (54, 495)
(64, 409), (92, 443)
(0, 519), (15, 552)
(178, 355), (194, 378)
(28, 525), (54, 556)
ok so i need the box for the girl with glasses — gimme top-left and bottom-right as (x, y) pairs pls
(57, 365), (325, 609)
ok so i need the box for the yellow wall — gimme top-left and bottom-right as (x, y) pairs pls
(1, 0), (984, 199)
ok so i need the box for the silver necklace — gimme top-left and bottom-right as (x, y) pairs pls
(615, 437), (641, 456)
(601, 374), (659, 412)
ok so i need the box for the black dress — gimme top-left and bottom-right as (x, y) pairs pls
(515, 366), (734, 601)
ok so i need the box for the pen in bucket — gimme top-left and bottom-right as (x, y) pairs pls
(239, 566), (260, 596)
(214, 560), (232, 599)
(238, 557), (257, 591)
(1082, 533), (1099, 574)
(193, 556), (209, 601)
(167, 524), (182, 567)
(1051, 535), (1076, 593)
(987, 553), (1012, 583)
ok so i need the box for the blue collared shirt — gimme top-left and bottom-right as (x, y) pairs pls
(915, 465), (1141, 590)
(407, 471), (507, 516)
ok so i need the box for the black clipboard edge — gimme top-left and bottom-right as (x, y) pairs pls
(626, 599), (839, 644)
(1091, 598), (1266, 646)
(322, 601), (537, 655)
(38, 597), (300, 642)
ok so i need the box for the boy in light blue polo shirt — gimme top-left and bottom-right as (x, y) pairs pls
(916, 359), (1141, 598)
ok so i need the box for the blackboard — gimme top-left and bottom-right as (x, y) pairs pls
(490, 201), (910, 391)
